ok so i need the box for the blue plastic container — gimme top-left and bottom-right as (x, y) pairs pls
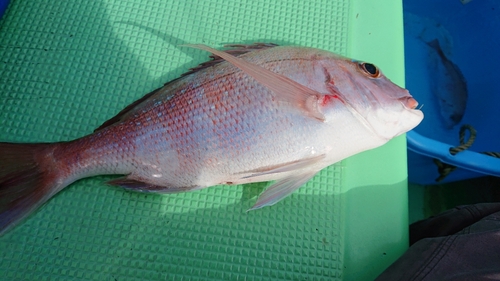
(0, 0), (9, 19)
(404, 0), (500, 184)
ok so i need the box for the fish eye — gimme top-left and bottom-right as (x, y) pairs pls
(358, 62), (380, 78)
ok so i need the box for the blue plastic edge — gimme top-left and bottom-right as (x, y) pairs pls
(407, 130), (500, 177)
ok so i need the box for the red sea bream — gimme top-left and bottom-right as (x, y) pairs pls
(0, 44), (423, 235)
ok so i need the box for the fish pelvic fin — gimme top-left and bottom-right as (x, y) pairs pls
(241, 154), (326, 178)
(248, 171), (318, 211)
(183, 44), (327, 121)
(0, 143), (64, 236)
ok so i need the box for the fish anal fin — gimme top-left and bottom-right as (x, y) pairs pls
(107, 177), (196, 193)
(248, 171), (318, 211)
(183, 44), (326, 121)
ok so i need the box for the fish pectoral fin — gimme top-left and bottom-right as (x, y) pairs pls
(107, 177), (195, 193)
(248, 171), (318, 211)
(183, 44), (326, 121)
(242, 154), (326, 178)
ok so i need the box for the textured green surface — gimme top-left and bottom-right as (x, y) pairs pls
(0, 0), (407, 280)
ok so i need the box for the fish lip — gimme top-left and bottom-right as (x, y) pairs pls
(398, 96), (419, 110)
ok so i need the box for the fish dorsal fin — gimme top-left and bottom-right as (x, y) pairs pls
(95, 43), (279, 132)
(181, 43), (279, 76)
(94, 86), (165, 132)
(184, 44), (326, 121)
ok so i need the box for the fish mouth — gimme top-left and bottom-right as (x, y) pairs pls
(399, 96), (419, 110)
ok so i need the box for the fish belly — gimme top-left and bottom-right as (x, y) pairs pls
(70, 82), (376, 192)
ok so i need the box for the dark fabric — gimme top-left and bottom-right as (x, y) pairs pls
(376, 203), (500, 281)
(410, 203), (500, 245)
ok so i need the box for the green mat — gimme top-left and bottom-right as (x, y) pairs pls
(0, 1), (408, 280)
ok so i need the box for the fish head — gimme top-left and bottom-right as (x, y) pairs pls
(321, 56), (424, 140)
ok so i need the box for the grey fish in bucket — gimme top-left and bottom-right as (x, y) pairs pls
(426, 39), (468, 128)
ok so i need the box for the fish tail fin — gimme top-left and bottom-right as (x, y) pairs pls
(0, 142), (64, 236)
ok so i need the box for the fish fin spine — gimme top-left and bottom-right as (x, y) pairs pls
(183, 44), (327, 121)
(181, 43), (279, 76)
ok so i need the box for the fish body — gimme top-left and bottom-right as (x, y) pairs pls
(0, 44), (423, 235)
(426, 39), (468, 128)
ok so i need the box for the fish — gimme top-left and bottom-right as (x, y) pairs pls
(426, 39), (468, 128)
(0, 43), (424, 235)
